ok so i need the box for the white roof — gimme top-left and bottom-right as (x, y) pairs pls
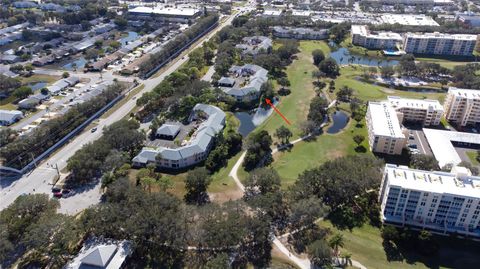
(423, 128), (480, 168)
(448, 87), (480, 100)
(351, 25), (402, 40)
(380, 14), (439, 26)
(263, 9), (282, 16)
(368, 102), (405, 138)
(406, 32), (478, 41)
(129, 6), (200, 17)
(388, 96), (443, 111)
(385, 164), (480, 198)
(65, 240), (131, 269)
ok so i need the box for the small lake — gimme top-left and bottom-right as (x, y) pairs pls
(234, 111), (257, 137)
(120, 31), (139, 46)
(26, 81), (47, 91)
(330, 47), (399, 67)
(63, 57), (87, 70)
(327, 110), (349, 134)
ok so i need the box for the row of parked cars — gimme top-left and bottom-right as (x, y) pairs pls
(52, 187), (74, 198)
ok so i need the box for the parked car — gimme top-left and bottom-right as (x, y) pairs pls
(91, 127), (97, 133)
(52, 187), (61, 193)
(53, 192), (62, 198)
(408, 144), (417, 149)
(62, 189), (74, 198)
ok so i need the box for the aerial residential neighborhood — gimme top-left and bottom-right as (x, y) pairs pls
(1, 0), (480, 268)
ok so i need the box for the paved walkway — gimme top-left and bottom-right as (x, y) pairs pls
(227, 102), (368, 269)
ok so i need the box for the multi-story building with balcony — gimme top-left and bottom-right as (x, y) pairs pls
(366, 102), (407, 155)
(380, 164), (480, 238)
(388, 96), (444, 126)
(403, 32), (478, 56)
(443, 87), (480, 127)
(351, 25), (403, 50)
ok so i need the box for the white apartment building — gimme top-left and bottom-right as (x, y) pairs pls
(403, 32), (478, 56)
(351, 25), (402, 50)
(366, 102), (407, 155)
(380, 164), (480, 238)
(443, 87), (480, 127)
(388, 96), (443, 126)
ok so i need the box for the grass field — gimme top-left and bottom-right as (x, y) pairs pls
(271, 115), (370, 186)
(319, 220), (480, 269)
(255, 40), (331, 141)
(466, 151), (480, 166)
(20, 74), (59, 85)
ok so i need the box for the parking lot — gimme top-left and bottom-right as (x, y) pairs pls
(406, 128), (433, 156)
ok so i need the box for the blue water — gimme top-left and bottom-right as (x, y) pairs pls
(327, 111), (349, 134)
(120, 31), (139, 46)
(27, 82), (47, 91)
(63, 57), (87, 70)
(330, 47), (399, 67)
(234, 111), (257, 137)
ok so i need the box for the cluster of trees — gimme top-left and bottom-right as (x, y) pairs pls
(382, 225), (439, 257)
(0, 83), (124, 169)
(81, 178), (276, 268)
(67, 119), (144, 183)
(0, 74), (21, 98)
(290, 155), (384, 229)
(243, 130), (273, 171)
(139, 14), (219, 77)
(0, 194), (84, 268)
(205, 130), (243, 172)
(312, 49), (340, 79)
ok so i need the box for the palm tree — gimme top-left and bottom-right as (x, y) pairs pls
(341, 252), (353, 267)
(328, 233), (345, 257)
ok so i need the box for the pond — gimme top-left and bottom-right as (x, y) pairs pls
(234, 111), (257, 137)
(330, 46), (399, 67)
(234, 100), (279, 137)
(26, 81), (47, 92)
(63, 57), (87, 70)
(120, 31), (139, 47)
(327, 110), (349, 134)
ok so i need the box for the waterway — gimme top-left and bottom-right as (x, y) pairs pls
(330, 46), (399, 67)
(63, 57), (87, 70)
(120, 31), (139, 46)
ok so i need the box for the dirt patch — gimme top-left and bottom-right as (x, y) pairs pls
(209, 187), (244, 203)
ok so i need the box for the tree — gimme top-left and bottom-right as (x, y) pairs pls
(329, 22), (350, 43)
(308, 239), (332, 267)
(62, 71), (70, 78)
(312, 70), (324, 82)
(328, 233), (344, 257)
(312, 49), (325, 65)
(336, 86), (353, 102)
(114, 17), (128, 29)
(243, 130), (273, 171)
(244, 168), (281, 198)
(353, 134), (365, 147)
(318, 58), (340, 78)
(260, 81), (275, 107)
(184, 167), (212, 205)
(341, 252), (353, 267)
(307, 96), (328, 124)
(380, 65), (395, 78)
(397, 54), (417, 76)
(410, 154), (439, 171)
(12, 86), (32, 99)
(275, 125), (292, 144)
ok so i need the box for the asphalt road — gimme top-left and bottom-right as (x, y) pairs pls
(0, 11), (242, 213)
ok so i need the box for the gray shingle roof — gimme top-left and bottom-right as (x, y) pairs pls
(156, 124), (180, 137)
(221, 64), (268, 98)
(133, 104), (226, 165)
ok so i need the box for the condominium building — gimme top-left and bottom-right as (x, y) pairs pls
(218, 64), (268, 102)
(403, 32), (478, 56)
(351, 25), (402, 50)
(272, 26), (328, 40)
(379, 164), (480, 238)
(132, 104), (225, 169)
(366, 102), (407, 155)
(443, 87), (480, 127)
(235, 36), (272, 56)
(388, 96), (444, 126)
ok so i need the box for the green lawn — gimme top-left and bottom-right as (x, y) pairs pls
(466, 151), (480, 166)
(415, 57), (473, 70)
(320, 220), (480, 269)
(271, 115), (370, 186)
(256, 40), (331, 141)
(21, 74), (59, 85)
